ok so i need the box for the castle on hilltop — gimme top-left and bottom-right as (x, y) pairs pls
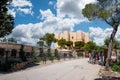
(55, 30), (89, 48)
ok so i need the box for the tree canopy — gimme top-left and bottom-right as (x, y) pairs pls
(104, 37), (120, 49)
(82, 0), (120, 23)
(74, 41), (85, 49)
(8, 37), (17, 43)
(57, 38), (66, 49)
(84, 41), (97, 52)
(37, 40), (44, 47)
(0, 0), (14, 37)
(66, 41), (73, 49)
(40, 33), (56, 48)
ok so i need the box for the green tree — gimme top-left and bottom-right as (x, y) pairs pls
(54, 49), (60, 60)
(57, 38), (66, 49)
(42, 53), (47, 64)
(82, 0), (120, 67)
(66, 41), (73, 49)
(19, 45), (27, 62)
(40, 33), (56, 49)
(37, 40), (44, 47)
(3, 37), (17, 43)
(47, 48), (53, 62)
(39, 48), (44, 57)
(84, 41), (97, 52)
(104, 37), (110, 48)
(38, 40), (45, 62)
(0, 0), (14, 37)
(0, 0), (14, 64)
(37, 40), (44, 48)
(39, 48), (46, 64)
(104, 37), (120, 62)
(104, 37), (120, 49)
(31, 47), (39, 63)
(77, 52), (83, 58)
(75, 41), (85, 49)
(114, 40), (120, 49)
(8, 37), (17, 43)
(94, 45), (103, 53)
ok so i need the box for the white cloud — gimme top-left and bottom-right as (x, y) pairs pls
(89, 26), (120, 46)
(9, 0), (33, 17)
(48, 1), (54, 5)
(18, 7), (33, 15)
(40, 9), (55, 21)
(11, 0), (32, 7)
(11, 23), (43, 45)
(56, 0), (96, 18)
(11, 0), (97, 46)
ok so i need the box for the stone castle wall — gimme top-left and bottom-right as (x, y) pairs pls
(55, 30), (89, 48)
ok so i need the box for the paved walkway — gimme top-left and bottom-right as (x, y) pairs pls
(0, 58), (101, 80)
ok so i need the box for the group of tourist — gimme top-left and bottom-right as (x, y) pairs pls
(88, 50), (104, 64)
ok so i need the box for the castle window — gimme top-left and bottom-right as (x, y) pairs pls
(72, 36), (74, 39)
(26, 52), (31, 58)
(11, 49), (17, 58)
(0, 48), (5, 57)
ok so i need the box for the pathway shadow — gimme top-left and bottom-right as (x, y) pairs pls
(0, 71), (10, 75)
(94, 77), (120, 80)
(26, 62), (39, 68)
(0, 63), (40, 75)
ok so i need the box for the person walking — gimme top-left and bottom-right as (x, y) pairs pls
(88, 51), (92, 63)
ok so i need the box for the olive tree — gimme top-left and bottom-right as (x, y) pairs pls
(40, 33), (56, 49)
(66, 41), (73, 49)
(57, 38), (66, 49)
(75, 41), (85, 49)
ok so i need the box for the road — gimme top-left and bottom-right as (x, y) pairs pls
(0, 58), (101, 80)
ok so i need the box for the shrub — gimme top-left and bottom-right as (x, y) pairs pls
(77, 52), (83, 57)
(31, 47), (39, 63)
(54, 49), (60, 60)
(3, 60), (20, 71)
(112, 64), (120, 72)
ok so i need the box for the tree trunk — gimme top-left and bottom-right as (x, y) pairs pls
(115, 50), (117, 62)
(105, 24), (118, 67)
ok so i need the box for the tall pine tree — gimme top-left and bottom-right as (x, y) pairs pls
(31, 47), (39, 63)
(47, 48), (54, 62)
(19, 45), (27, 62)
(54, 49), (60, 61)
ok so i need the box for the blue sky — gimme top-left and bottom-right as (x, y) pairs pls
(14, 0), (57, 25)
(8, 0), (120, 46)
(74, 19), (111, 32)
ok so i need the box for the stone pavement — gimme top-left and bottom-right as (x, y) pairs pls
(0, 58), (101, 80)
